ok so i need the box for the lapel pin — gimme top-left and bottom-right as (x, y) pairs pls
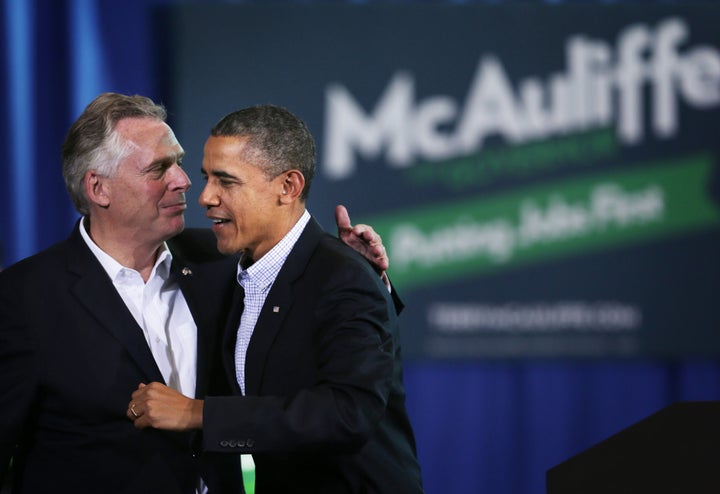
(273, 306), (280, 313)
(181, 267), (193, 276)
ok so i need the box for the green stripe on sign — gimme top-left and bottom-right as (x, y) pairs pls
(363, 154), (720, 289)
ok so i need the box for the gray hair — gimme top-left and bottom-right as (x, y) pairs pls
(61, 92), (167, 215)
(210, 105), (315, 201)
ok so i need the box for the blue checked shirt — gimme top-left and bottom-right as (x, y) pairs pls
(235, 210), (311, 395)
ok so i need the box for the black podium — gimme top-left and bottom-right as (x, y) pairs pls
(547, 401), (720, 494)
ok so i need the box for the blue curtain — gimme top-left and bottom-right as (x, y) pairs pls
(1, 1), (717, 494)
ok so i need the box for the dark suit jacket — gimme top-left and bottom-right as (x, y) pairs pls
(202, 217), (423, 493)
(0, 223), (242, 494)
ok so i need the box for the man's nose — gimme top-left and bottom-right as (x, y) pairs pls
(168, 164), (191, 191)
(198, 182), (218, 207)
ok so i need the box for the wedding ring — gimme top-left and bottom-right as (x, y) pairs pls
(130, 402), (138, 418)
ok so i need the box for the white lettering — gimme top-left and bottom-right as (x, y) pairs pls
(323, 17), (720, 178)
(391, 182), (665, 272)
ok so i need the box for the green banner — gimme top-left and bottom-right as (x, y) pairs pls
(366, 155), (720, 289)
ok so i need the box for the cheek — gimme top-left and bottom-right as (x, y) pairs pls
(227, 189), (272, 229)
(227, 191), (253, 220)
(123, 184), (156, 206)
(116, 191), (143, 212)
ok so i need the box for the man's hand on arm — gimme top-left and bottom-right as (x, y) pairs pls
(127, 382), (203, 431)
(335, 205), (391, 289)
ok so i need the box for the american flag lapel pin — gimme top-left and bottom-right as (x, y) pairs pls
(182, 267), (193, 276)
(273, 306), (280, 313)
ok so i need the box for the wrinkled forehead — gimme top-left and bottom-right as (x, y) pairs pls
(115, 118), (184, 168)
(117, 117), (178, 144)
(203, 135), (252, 163)
(121, 117), (182, 148)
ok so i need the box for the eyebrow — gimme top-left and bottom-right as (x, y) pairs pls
(146, 153), (185, 171)
(200, 168), (238, 180)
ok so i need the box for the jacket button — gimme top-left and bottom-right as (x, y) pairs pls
(220, 440), (229, 447)
(246, 438), (255, 448)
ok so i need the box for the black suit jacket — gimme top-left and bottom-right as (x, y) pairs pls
(202, 217), (423, 493)
(0, 223), (241, 494)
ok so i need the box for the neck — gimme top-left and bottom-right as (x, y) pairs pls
(248, 207), (306, 263)
(85, 217), (162, 282)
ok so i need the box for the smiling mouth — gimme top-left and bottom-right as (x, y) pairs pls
(209, 216), (232, 226)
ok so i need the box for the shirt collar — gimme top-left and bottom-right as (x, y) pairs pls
(236, 209), (311, 292)
(79, 217), (173, 282)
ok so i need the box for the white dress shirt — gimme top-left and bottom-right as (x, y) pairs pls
(79, 219), (198, 398)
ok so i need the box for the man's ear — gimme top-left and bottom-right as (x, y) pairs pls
(279, 169), (305, 204)
(84, 170), (111, 208)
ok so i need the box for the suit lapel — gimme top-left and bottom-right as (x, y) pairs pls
(243, 280), (293, 396)
(170, 253), (240, 397)
(169, 260), (205, 396)
(244, 218), (325, 396)
(222, 282), (247, 395)
(66, 225), (164, 383)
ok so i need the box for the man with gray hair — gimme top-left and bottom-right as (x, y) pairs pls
(0, 93), (393, 494)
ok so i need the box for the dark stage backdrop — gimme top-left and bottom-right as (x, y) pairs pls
(2, 1), (719, 494)
(162, 3), (720, 361)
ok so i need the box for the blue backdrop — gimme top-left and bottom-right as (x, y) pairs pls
(2, 1), (717, 494)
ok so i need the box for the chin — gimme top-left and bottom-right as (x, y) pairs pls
(216, 242), (239, 256)
(167, 219), (186, 236)
(159, 224), (185, 242)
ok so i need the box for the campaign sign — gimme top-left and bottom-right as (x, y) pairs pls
(159, 4), (720, 359)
